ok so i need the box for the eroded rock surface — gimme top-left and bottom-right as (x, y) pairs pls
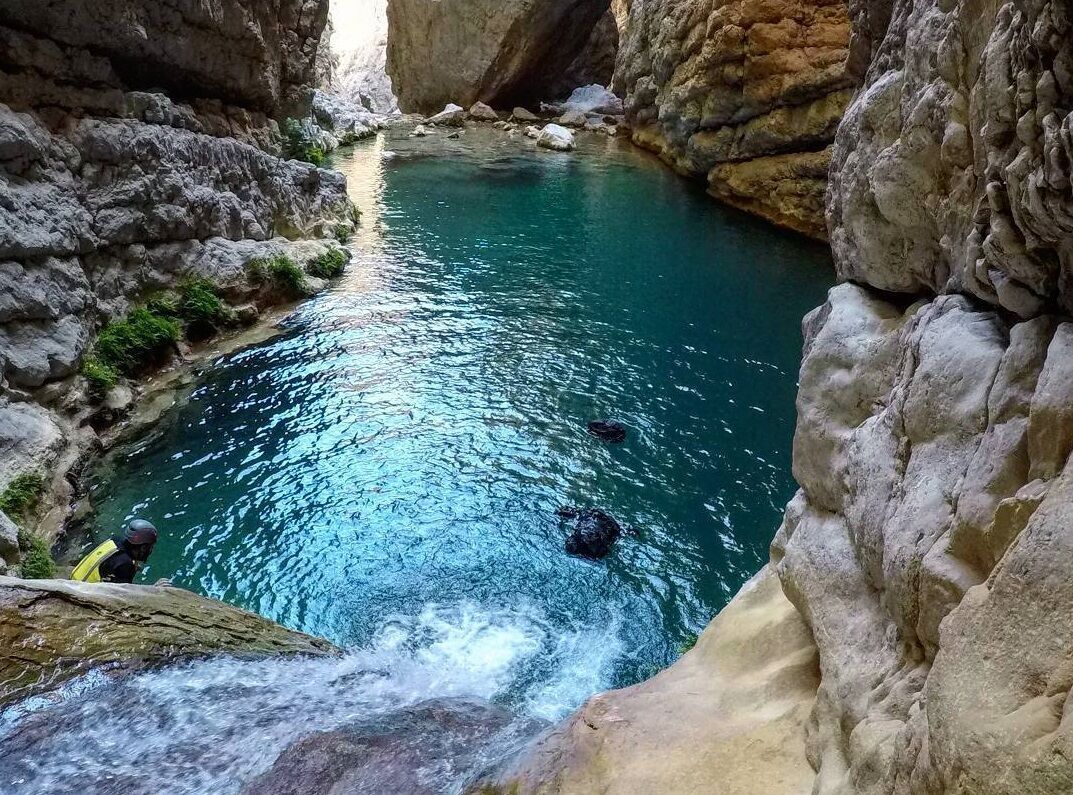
(244, 698), (543, 795)
(767, 0), (1073, 790)
(470, 567), (819, 794)
(385, 0), (612, 113)
(615, 0), (853, 237)
(0, 577), (334, 705)
(0, 1), (351, 531)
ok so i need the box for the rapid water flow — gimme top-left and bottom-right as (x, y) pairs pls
(2, 128), (832, 793)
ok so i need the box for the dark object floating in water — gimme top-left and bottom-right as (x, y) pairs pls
(561, 508), (622, 559)
(587, 420), (627, 443)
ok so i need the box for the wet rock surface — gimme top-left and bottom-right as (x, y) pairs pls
(470, 568), (819, 795)
(0, 577), (335, 705)
(243, 698), (544, 795)
(586, 419), (626, 442)
(560, 508), (622, 559)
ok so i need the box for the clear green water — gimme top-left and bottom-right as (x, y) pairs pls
(84, 129), (831, 715)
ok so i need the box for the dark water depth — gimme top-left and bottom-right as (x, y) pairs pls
(4, 127), (831, 795)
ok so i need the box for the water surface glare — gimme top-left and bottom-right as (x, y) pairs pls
(6, 128), (832, 793)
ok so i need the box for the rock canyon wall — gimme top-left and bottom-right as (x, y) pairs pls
(0, 0), (352, 567)
(478, 0), (1073, 792)
(776, 0), (1073, 791)
(385, 0), (613, 113)
(615, 0), (854, 238)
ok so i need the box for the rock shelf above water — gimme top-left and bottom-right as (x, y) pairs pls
(0, 577), (335, 706)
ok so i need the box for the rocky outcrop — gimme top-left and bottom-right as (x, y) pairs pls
(385, 0), (612, 113)
(0, 1), (351, 542)
(245, 698), (543, 795)
(771, 0), (1073, 790)
(615, 0), (853, 238)
(469, 567), (819, 794)
(0, 0), (327, 119)
(0, 576), (334, 705)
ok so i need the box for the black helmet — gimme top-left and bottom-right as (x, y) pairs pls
(123, 519), (158, 548)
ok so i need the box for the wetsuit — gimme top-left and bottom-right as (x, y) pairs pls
(97, 537), (139, 583)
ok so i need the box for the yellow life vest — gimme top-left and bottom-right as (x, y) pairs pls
(71, 539), (119, 583)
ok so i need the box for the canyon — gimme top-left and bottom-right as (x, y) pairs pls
(2, 0), (1073, 793)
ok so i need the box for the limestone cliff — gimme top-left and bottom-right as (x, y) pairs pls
(615, 0), (853, 238)
(385, 0), (612, 113)
(775, 0), (1073, 790)
(0, 0), (352, 560)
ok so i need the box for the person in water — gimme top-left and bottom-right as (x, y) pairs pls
(71, 519), (158, 584)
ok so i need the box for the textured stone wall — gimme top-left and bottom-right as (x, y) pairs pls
(0, 0), (350, 551)
(385, 0), (612, 113)
(615, 0), (853, 238)
(775, 0), (1073, 790)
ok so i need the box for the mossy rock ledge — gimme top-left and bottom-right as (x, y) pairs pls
(0, 577), (336, 705)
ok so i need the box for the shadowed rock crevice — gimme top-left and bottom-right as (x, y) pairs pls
(385, 0), (613, 114)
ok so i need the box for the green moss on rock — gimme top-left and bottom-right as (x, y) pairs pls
(307, 247), (347, 279)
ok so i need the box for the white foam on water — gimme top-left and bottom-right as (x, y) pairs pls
(0, 600), (623, 795)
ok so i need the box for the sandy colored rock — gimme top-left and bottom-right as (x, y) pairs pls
(470, 567), (819, 794)
(615, 0), (853, 238)
(0, 577), (335, 705)
(385, 0), (610, 114)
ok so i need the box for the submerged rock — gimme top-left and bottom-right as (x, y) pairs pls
(410, 124), (432, 137)
(537, 124), (576, 152)
(0, 577), (335, 705)
(244, 698), (544, 795)
(587, 419), (626, 443)
(562, 508), (622, 559)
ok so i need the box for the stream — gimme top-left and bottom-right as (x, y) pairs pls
(1, 127), (832, 793)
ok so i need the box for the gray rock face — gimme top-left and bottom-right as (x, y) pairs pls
(827, 0), (1073, 317)
(0, 4), (349, 525)
(385, 0), (612, 113)
(0, 0), (327, 117)
(774, 279), (1073, 791)
(614, 0), (854, 238)
(775, 0), (1073, 789)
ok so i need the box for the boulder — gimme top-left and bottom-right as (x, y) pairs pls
(561, 84), (623, 116)
(557, 109), (589, 128)
(468, 101), (499, 121)
(410, 124), (432, 137)
(425, 103), (466, 127)
(0, 576), (336, 705)
(536, 124), (576, 152)
(511, 107), (540, 122)
(385, 0), (610, 113)
(523, 125), (541, 140)
(562, 508), (621, 558)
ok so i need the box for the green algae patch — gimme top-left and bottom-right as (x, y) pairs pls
(246, 254), (309, 296)
(307, 247), (347, 279)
